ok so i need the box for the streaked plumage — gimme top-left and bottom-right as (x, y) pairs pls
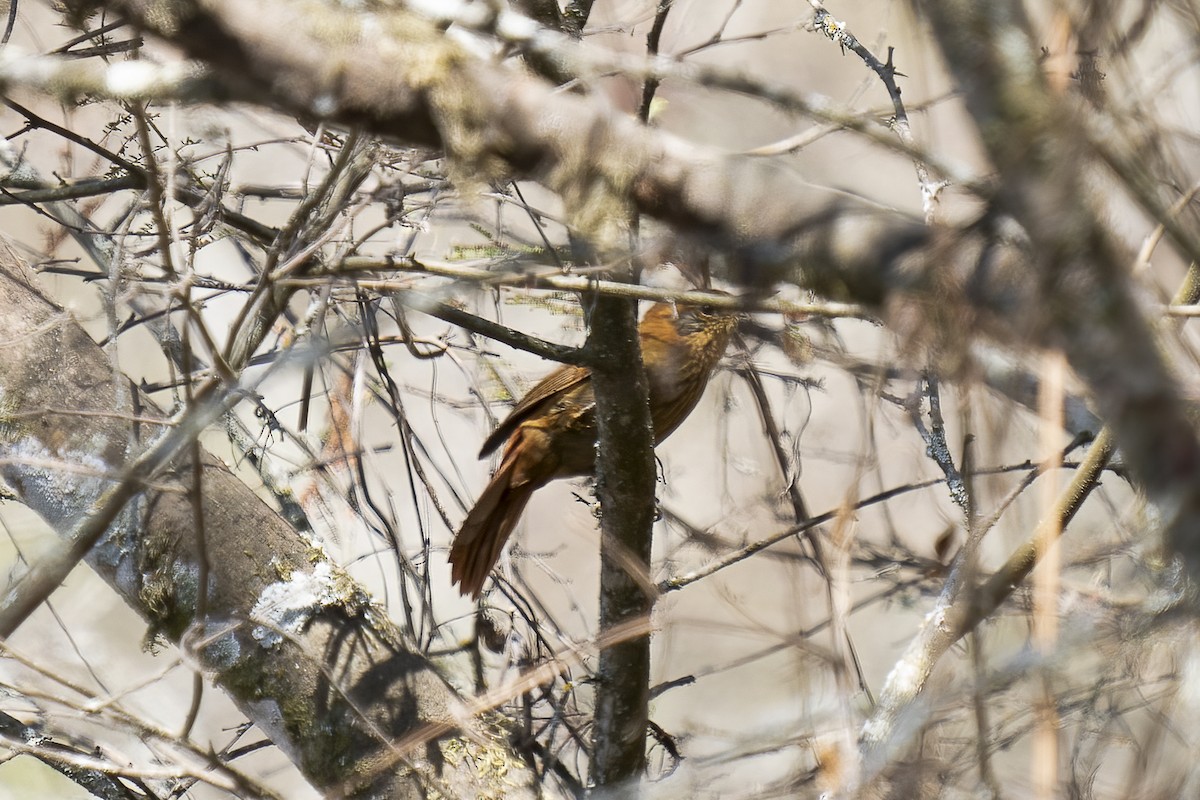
(449, 300), (738, 597)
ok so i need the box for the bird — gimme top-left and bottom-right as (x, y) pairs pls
(449, 299), (739, 597)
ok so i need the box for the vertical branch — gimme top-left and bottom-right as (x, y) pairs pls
(589, 292), (657, 789)
(1034, 352), (1065, 796)
(562, 0), (595, 37)
(961, 408), (1001, 797)
(916, 374), (969, 515)
(179, 250), (210, 741)
(807, 1), (944, 217)
(637, 1), (673, 123)
(588, 0), (674, 773)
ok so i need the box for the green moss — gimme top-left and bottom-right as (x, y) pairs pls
(219, 648), (360, 787)
(137, 528), (191, 639)
(430, 715), (526, 800)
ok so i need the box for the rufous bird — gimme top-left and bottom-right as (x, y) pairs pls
(449, 299), (739, 597)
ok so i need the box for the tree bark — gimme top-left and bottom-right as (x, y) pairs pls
(588, 294), (657, 791)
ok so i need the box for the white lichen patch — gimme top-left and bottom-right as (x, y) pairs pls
(201, 623), (243, 670)
(250, 561), (340, 648)
(169, 559), (201, 604)
(0, 137), (41, 185)
(4, 437), (114, 527)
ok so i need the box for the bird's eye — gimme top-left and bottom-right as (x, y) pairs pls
(699, 305), (716, 316)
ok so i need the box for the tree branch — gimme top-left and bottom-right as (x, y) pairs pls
(588, 291), (657, 789)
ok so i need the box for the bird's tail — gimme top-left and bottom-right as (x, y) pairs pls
(449, 454), (536, 598)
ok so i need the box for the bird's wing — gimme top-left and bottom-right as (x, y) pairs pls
(478, 363), (592, 457)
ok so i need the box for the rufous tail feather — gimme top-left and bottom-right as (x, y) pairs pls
(449, 457), (535, 598)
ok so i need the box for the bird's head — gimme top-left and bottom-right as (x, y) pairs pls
(639, 294), (741, 368)
(672, 301), (741, 342)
